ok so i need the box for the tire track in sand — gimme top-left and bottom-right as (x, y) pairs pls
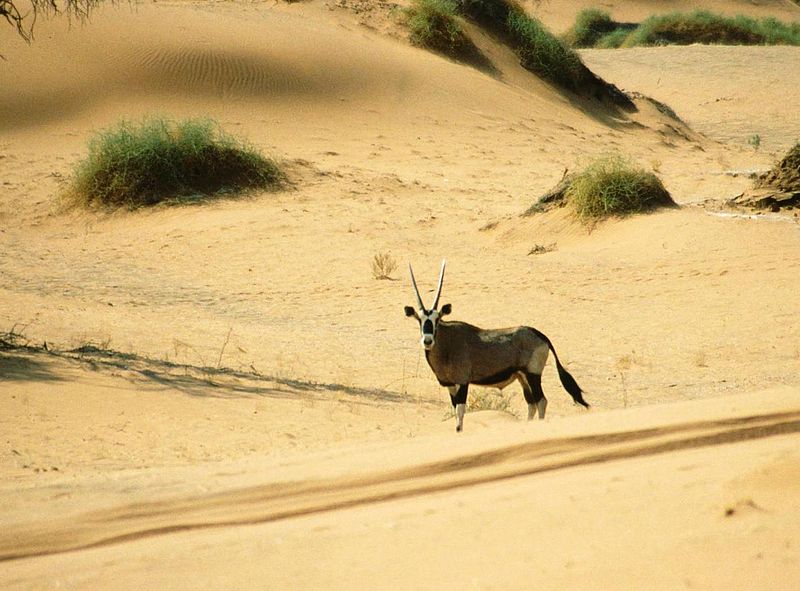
(2, 410), (798, 562)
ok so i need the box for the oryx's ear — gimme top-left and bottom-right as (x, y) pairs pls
(440, 303), (452, 316)
(404, 306), (418, 318)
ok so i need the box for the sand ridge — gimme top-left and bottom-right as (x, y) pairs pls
(4, 403), (799, 562)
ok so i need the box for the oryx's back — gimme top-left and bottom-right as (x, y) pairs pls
(427, 322), (549, 385)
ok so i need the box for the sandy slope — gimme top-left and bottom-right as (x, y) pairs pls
(582, 45), (800, 155)
(2, 384), (799, 589)
(1, 0), (800, 588)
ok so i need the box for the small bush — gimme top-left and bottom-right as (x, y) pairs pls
(759, 16), (800, 44)
(563, 8), (618, 48)
(453, 0), (588, 89)
(563, 9), (638, 48)
(67, 117), (284, 209)
(406, 0), (473, 57)
(508, 10), (586, 89)
(566, 154), (675, 221)
(371, 252), (398, 280)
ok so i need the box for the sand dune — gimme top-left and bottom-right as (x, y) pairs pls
(1, 0), (799, 588)
(2, 374), (798, 588)
(4, 393), (798, 562)
(0, 2), (573, 130)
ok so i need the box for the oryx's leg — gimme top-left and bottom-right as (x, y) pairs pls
(448, 384), (469, 432)
(520, 371), (547, 420)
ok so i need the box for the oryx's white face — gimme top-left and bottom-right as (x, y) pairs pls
(406, 307), (450, 350)
(404, 260), (451, 351)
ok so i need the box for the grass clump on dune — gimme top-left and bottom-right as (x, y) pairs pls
(406, 0), (469, 55)
(67, 117), (284, 209)
(626, 10), (800, 46)
(506, 9), (586, 90)
(566, 154), (675, 221)
(457, 0), (588, 89)
(562, 8), (622, 48)
(565, 8), (800, 48)
(406, 0), (631, 104)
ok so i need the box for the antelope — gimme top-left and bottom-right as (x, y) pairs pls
(405, 260), (589, 432)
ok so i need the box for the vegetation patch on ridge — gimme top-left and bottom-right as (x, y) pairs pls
(564, 9), (800, 48)
(404, 0), (632, 105)
(405, 0), (472, 57)
(65, 117), (284, 209)
(456, 0), (590, 89)
(505, 7), (587, 90)
(562, 8), (635, 48)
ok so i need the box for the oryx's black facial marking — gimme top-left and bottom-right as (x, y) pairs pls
(417, 309), (440, 350)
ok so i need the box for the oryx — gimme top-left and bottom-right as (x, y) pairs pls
(405, 260), (589, 432)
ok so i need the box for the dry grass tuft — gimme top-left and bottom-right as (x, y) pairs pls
(371, 252), (398, 280)
(445, 389), (519, 420)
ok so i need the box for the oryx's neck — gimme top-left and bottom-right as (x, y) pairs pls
(424, 322), (455, 366)
(423, 321), (471, 387)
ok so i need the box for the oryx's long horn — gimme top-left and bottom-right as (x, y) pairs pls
(408, 263), (426, 312)
(431, 259), (446, 310)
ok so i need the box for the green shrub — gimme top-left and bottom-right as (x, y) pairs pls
(759, 16), (800, 44)
(564, 9), (800, 48)
(408, 0), (628, 103)
(406, 0), (469, 55)
(506, 9), (587, 89)
(566, 154), (675, 220)
(622, 10), (800, 47)
(452, 0), (588, 88)
(67, 117), (284, 209)
(563, 8), (618, 47)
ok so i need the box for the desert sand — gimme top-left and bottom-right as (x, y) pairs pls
(1, 0), (799, 588)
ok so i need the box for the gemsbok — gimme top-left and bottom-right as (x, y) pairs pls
(405, 260), (589, 432)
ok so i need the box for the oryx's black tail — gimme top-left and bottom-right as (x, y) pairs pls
(538, 332), (589, 408)
(553, 355), (589, 408)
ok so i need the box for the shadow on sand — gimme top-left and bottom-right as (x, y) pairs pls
(0, 336), (407, 405)
(0, 353), (65, 383)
